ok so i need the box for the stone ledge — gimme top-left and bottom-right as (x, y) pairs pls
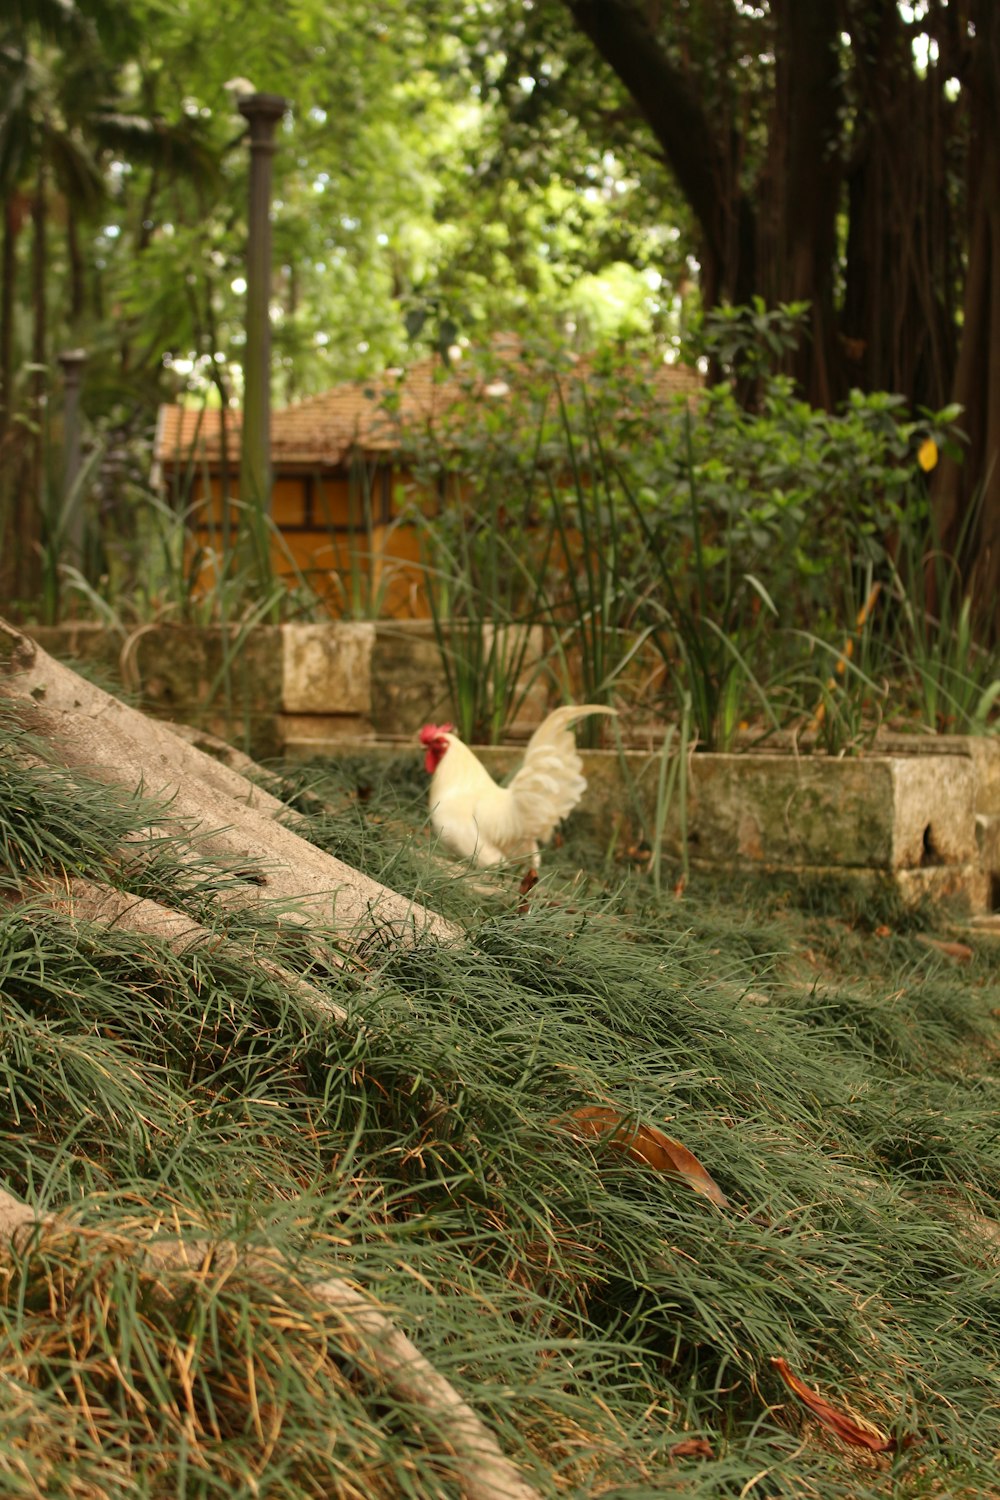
(476, 747), (978, 872)
(277, 713), (374, 747)
(292, 739), (995, 911)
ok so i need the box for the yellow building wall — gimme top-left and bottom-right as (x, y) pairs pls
(181, 466), (429, 619)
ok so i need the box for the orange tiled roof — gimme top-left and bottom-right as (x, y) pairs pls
(154, 347), (701, 471)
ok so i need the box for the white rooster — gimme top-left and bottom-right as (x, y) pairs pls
(418, 705), (615, 869)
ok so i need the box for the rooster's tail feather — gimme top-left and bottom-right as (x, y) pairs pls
(508, 703), (616, 844)
(523, 703), (616, 752)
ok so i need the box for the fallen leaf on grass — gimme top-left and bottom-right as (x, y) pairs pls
(771, 1357), (900, 1453)
(517, 868), (539, 913)
(668, 1437), (715, 1460)
(554, 1106), (729, 1208)
(874, 924), (891, 938)
(622, 841), (652, 867)
(915, 934), (973, 963)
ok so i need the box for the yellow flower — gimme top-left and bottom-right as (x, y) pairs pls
(918, 437), (938, 472)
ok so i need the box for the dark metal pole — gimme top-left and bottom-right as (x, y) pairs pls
(237, 92), (288, 518)
(58, 348), (87, 566)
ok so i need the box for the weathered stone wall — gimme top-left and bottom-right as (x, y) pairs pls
(27, 620), (546, 757)
(31, 623), (288, 757)
(334, 739), (996, 912)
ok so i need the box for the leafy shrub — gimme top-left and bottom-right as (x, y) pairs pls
(396, 320), (982, 745)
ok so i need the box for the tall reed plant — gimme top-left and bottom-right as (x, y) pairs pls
(887, 485), (1000, 733)
(777, 569), (892, 754)
(541, 382), (649, 744)
(414, 477), (556, 744)
(625, 413), (781, 749)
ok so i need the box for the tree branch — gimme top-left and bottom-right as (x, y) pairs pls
(0, 620), (458, 952)
(561, 0), (728, 262)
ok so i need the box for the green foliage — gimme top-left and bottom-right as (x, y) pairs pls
(0, 0), (996, 658)
(400, 343), (662, 741)
(540, 379), (643, 740)
(10, 297), (998, 754)
(625, 407), (782, 749)
(0, 0), (686, 449)
(886, 489), (1000, 734)
(687, 297), (811, 399)
(407, 384), (555, 742)
(395, 328), (991, 748)
(417, 515), (549, 746)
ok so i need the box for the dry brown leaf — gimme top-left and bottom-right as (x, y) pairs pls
(668, 1437), (714, 1460)
(554, 1106), (729, 1209)
(770, 1357), (897, 1453)
(915, 934), (973, 963)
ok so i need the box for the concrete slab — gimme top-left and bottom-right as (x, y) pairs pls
(370, 623), (451, 735)
(966, 738), (1000, 815)
(278, 713), (375, 749)
(281, 622), (373, 715)
(477, 748), (977, 872)
(310, 739), (990, 909)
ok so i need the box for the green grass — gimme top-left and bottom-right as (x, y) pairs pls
(0, 727), (998, 1496)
